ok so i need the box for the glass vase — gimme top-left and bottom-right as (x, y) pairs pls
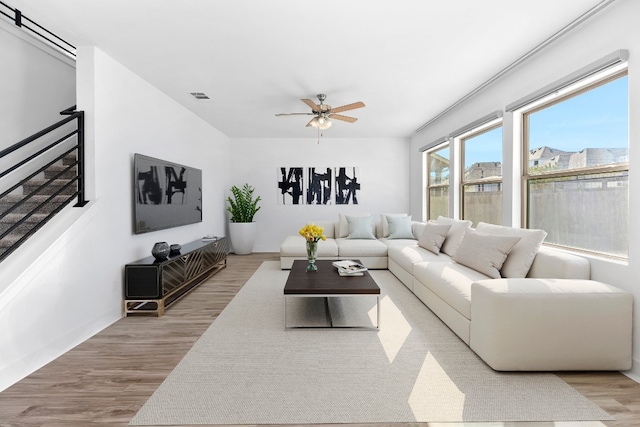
(306, 241), (318, 272)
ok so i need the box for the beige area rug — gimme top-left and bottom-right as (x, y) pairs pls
(130, 261), (613, 425)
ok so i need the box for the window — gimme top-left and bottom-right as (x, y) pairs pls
(461, 125), (502, 226)
(523, 71), (628, 258)
(427, 144), (449, 220)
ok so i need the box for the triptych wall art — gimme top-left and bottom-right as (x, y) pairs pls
(277, 167), (360, 205)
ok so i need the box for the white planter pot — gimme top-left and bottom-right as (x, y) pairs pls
(228, 222), (257, 255)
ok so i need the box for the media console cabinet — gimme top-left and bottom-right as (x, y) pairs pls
(124, 237), (228, 316)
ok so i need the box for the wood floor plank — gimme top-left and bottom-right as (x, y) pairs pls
(1, 252), (639, 427)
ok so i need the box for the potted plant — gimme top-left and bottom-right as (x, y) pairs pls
(226, 183), (261, 254)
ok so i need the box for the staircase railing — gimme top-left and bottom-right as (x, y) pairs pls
(0, 106), (87, 262)
(0, 1), (76, 58)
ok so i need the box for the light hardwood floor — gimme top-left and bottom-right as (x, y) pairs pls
(0, 252), (639, 427)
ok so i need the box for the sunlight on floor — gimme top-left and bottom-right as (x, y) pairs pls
(370, 294), (411, 363)
(409, 352), (465, 419)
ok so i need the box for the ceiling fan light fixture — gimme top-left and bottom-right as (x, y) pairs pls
(276, 94), (363, 134)
(308, 116), (332, 130)
(320, 119), (332, 130)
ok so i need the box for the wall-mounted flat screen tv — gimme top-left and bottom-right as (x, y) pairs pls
(133, 153), (202, 234)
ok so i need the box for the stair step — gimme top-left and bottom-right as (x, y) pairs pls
(44, 164), (77, 180)
(0, 213), (49, 234)
(0, 231), (25, 249)
(1, 213), (48, 223)
(23, 178), (77, 196)
(63, 154), (77, 166)
(0, 195), (70, 214)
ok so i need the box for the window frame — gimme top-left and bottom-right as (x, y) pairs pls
(521, 69), (629, 259)
(460, 122), (503, 224)
(426, 143), (450, 221)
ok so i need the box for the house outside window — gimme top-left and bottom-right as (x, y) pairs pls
(461, 125), (502, 226)
(523, 71), (628, 258)
(427, 145), (449, 220)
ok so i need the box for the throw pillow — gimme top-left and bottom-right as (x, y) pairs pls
(381, 213), (408, 237)
(386, 215), (415, 239)
(338, 213), (371, 238)
(418, 222), (452, 254)
(452, 229), (521, 279)
(346, 215), (376, 239)
(435, 216), (473, 257)
(475, 222), (547, 278)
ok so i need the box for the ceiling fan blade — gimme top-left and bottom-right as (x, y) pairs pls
(275, 112), (314, 116)
(330, 101), (365, 114)
(330, 113), (358, 123)
(301, 98), (320, 111)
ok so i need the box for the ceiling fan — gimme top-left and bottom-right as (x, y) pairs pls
(275, 94), (365, 130)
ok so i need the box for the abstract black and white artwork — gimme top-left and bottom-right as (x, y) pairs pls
(335, 167), (360, 205)
(133, 153), (202, 234)
(278, 166), (360, 205)
(277, 167), (304, 205)
(306, 167), (332, 205)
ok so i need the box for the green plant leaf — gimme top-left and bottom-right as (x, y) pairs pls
(226, 183), (261, 222)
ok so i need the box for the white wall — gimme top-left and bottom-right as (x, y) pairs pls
(230, 137), (410, 251)
(0, 19), (75, 146)
(0, 46), (231, 391)
(410, 0), (640, 380)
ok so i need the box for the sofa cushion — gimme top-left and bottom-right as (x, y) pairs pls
(418, 222), (452, 254)
(381, 213), (408, 237)
(470, 278), (632, 371)
(338, 213), (372, 238)
(279, 236), (339, 257)
(528, 245), (590, 279)
(336, 238), (388, 257)
(388, 244), (450, 272)
(346, 215), (376, 239)
(476, 222), (547, 278)
(413, 261), (490, 319)
(412, 221), (427, 239)
(387, 215), (415, 239)
(452, 230), (521, 279)
(436, 216), (472, 257)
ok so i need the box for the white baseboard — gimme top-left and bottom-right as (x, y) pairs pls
(621, 357), (640, 384)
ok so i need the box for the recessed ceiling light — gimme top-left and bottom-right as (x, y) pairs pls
(190, 92), (210, 100)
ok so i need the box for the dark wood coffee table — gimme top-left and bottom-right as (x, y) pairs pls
(283, 260), (380, 329)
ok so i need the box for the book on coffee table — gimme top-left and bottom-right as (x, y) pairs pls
(338, 269), (364, 276)
(332, 260), (367, 276)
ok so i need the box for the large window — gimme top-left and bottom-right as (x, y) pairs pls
(461, 125), (502, 226)
(427, 145), (449, 220)
(523, 71), (628, 258)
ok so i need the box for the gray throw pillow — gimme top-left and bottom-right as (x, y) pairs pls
(436, 216), (473, 257)
(452, 229), (521, 279)
(346, 215), (376, 239)
(418, 222), (452, 254)
(475, 222), (547, 278)
(386, 215), (415, 239)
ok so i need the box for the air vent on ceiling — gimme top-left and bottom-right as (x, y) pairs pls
(190, 92), (210, 100)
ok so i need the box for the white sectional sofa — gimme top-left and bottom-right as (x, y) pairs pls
(280, 215), (389, 269)
(279, 214), (633, 371)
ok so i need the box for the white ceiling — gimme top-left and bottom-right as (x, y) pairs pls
(10, 0), (604, 139)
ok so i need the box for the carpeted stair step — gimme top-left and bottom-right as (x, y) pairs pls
(0, 213), (49, 234)
(0, 195), (69, 214)
(44, 163), (78, 180)
(62, 153), (77, 166)
(22, 178), (77, 196)
(0, 231), (25, 249)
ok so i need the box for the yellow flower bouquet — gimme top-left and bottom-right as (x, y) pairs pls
(299, 224), (327, 243)
(299, 224), (325, 272)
